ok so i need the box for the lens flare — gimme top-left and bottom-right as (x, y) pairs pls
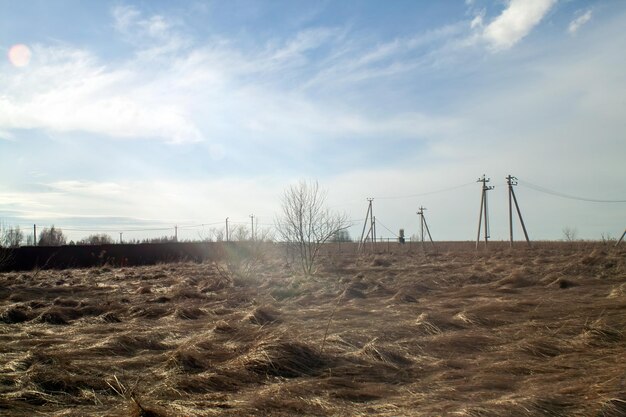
(8, 44), (32, 67)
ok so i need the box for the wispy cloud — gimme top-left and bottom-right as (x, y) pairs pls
(0, 130), (16, 141)
(112, 5), (141, 33)
(0, 42), (203, 143)
(482, 0), (557, 50)
(0, 7), (467, 148)
(568, 10), (593, 35)
(112, 5), (189, 58)
(0, 178), (283, 227)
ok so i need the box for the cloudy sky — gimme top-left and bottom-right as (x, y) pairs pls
(1, 0), (625, 243)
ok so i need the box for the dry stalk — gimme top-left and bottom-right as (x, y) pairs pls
(319, 288), (346, 355)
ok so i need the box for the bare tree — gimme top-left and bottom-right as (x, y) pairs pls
(2, 225), (24, 247)
(78, 234), (114, 245)
(38, 225), (67, 246)
(562, 226), (578, 242)
(275, 180), (349, 275)
(231, 225), (251, 242)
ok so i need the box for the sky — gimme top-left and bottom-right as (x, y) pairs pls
(1, 0), (625, 243)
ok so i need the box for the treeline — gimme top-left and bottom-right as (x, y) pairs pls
(0, 223), (353, 248)
(0, 224), (181, 247)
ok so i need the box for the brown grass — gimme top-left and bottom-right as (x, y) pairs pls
(0, 242), (624, 415)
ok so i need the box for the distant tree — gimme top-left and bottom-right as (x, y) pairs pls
(275, 180), (349, 275)
(78, 234), (114, 245)
(232, 225), (250, 242)
(2, 225), (24, 247)
(38, 226), (67, 246)
(141, 236), (176, 244)
(199, 227), (224, 242)
(331, 229), (352, 242)
(212, 227), (225, 242)
(562, 226), (578, 242)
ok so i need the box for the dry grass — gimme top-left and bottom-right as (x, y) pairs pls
(0, 242), (625, 416)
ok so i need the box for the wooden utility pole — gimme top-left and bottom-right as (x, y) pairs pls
(119, 232), (123, 244)
(417, 206), (435, 249)
(225, 217), (229, 242)
(506, 175), (531, 247)
(33, 224), (37, 246)
(250, 214), (255, 241)
(174, 225), (178, 242)
(358, 198), (375, 252)
(372, 216), (376, 251)
(476, 175), (494, 249)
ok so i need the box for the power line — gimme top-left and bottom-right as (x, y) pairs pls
(7, 176), (623, 242)
(518, 180), (626, 203)
(54, 226), (173, 232)
(372, 181), (475, 200)
(375, 219), (399, 238)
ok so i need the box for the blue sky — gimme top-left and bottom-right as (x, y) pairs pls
(1, 0), (625, 243)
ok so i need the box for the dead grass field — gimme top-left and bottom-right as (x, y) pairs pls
(1, 243), (625, 416)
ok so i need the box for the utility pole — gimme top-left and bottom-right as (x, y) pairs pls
(119, 232), (123, 244)
(418, 207), (425, 243)
(174, 225), (178, 242)
(506, 175), (531, 247)
(417, 206), (436, 250)
(225, 217), (229, 242)
(250, 214), (255, 241)
(358, 198), (375, 252)
(476, 175), (494, 250)
(372, 216), (376, 251)
(33, 224), (37, 246)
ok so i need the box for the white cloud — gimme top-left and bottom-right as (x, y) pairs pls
(1, 178), (284, 227)
(301, 22), (468, 90)
(0, 45), (203, 143)
(568, 10), (592, 35)
(112, 5), (189, 59)
(0, 130), (15, 141)
(471, 14), (484, 30)
(483, 0), (557, 50)
(0, 8), (464, 147)
(112, 5), (140, 33)
(47, 181), (129, 197)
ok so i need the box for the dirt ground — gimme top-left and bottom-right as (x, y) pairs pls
(1, 242), (625, 416)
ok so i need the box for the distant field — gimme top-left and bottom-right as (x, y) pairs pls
(1, 243), (625, 416)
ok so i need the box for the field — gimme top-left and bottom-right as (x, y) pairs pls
(1, 243), (625, 416)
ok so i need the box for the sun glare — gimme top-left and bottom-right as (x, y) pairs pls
(8, 44), (31, 67)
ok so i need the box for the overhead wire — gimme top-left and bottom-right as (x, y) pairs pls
(372, 181), (476, 200)
(9, 178), (624, 241)
(375, 219), (399, 238)
(518, 180), (626, 203)
(51, 226), (173, 232)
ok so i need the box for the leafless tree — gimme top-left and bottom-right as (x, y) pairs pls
(78, 234), (114, 245)
(2, 225), (24, 247)
(232, 225), (250, 242)
(38, 226), (67, 246)
(275, 180), (349, 275)
(212, 227), (225, 242)
(562, 226), (578, 242)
